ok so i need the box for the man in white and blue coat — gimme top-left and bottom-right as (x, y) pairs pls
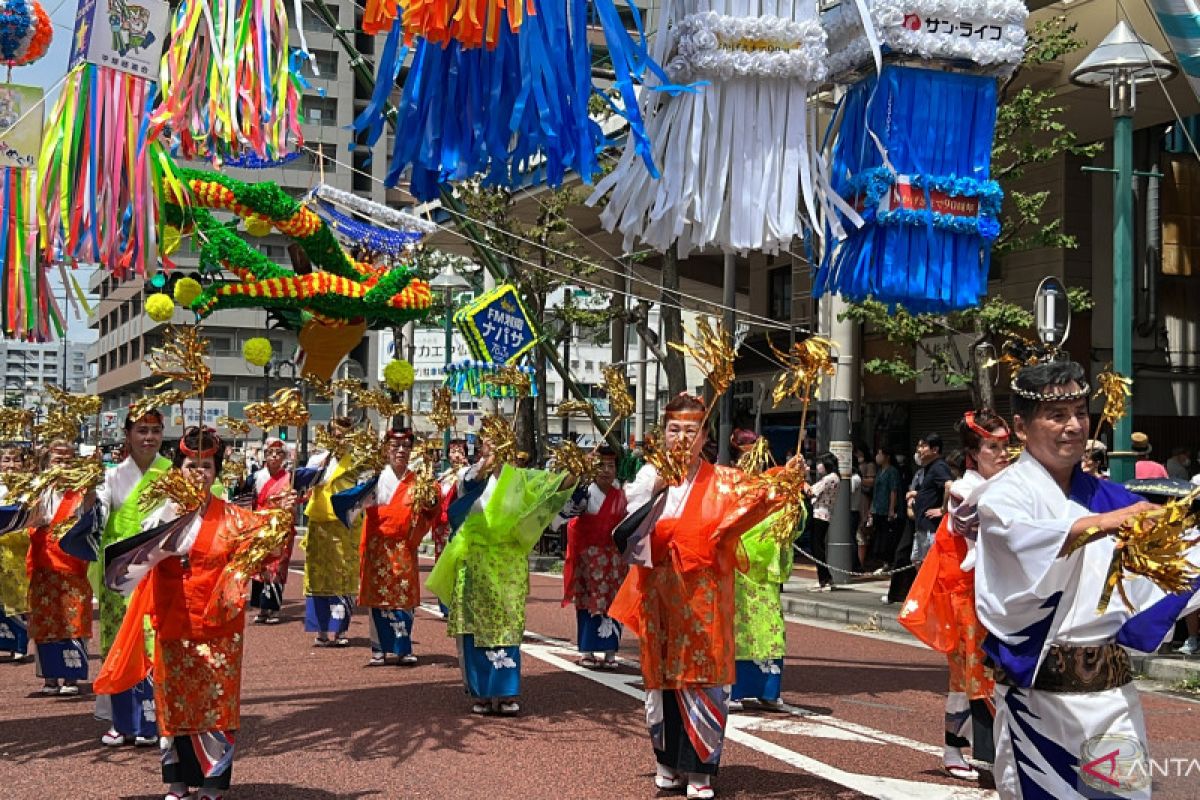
(975, 359), (1200, 799)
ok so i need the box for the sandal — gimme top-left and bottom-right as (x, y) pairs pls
(470, 702), (494, 715)
(333, 637), (351, 648)
(263, 615), (282, 625)
(39, 684), (60, 696)
(601, 658), (620, 670)
(498, 700), (520, 715)
(367, 655), (386, 667)
(578, 656), (599, 668)
(399, 654), (418, 666)
(59, 684), (81, 697)
(654, 774), (685, 791)
(687, 784), (715, 799)
(944, 763), (980, 781)
(312, 637), (331, 648)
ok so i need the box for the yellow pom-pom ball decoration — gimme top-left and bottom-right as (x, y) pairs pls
(383, 359), (415, 392)
(145, 294), (175, 323)
(245, 216), (274, 237)
(173, 277), (203, 308)
(243, 337), (274, 368)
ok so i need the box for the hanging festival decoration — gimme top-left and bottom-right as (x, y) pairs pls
(0, 0), (52, 67)
(39, 0), (169, 277)
(382, 358), (415, 392)
(307, 184), (434, 257)
(151, 0), (306, 164)
(813, 0), (1027, 313)
(351, 0), (669, 200)
(155, 162), (434, 380)
(242, 337), (274, 368)
(591, 0), (828, 256)
(0, 77), (61, 338)
(443, 360), (538, 399)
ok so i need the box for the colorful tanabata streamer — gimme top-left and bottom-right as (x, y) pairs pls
(152, 0), (305, 164)
(813, 0), (1027, 313)
(353, 0), (668, 200)
(592, 0), (828, 256)
(0, 167), (61, 339)
(443, 360), (538, 399)
(38, 63), (157, 277)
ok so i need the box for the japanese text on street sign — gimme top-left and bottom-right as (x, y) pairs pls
(454, 284), (538, 365)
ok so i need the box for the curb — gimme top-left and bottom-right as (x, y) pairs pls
(780, 591), (911, 637)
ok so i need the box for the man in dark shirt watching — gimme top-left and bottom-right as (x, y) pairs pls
(885, 433), (952, 604)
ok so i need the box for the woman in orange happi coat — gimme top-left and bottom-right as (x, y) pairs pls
(359, 429), (441, 667)
(609, 393), (799, 800)
(96, 428), (287, 800)
(899, 410), (1009, 781)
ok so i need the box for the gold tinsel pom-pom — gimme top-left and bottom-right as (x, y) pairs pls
(428, 387), (455, 431)
(145, 294), (175, 323)
(173, 277), (203, 308)
(243, 337), (274, 368)
(383, 359), (415, 392)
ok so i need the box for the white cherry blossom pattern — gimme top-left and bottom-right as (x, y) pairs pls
(63, 648), (83, 669)
(486, 649), (517, 670)
(596, 615), (619, 641)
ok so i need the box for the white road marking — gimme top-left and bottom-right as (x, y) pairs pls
(518, 639), (995, 800)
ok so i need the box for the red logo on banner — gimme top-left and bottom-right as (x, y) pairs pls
(890, 181), (980, 217)
(903, 14), (922, 31)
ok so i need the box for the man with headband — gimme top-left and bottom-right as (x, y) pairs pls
(975, 360), (1200, 799)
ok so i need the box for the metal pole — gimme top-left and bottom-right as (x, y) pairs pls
(561, 323), (571, 440)
(1110, 78), (1135, 482)
(443, 296), (453, 467)
(717, 253), (736, 465)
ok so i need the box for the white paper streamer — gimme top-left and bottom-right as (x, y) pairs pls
(589, 0), (828, 256)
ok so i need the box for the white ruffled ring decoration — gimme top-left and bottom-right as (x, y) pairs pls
(823, 0), (1028, 79)
(311, 184), (437, 234)
(667, 11), (828, 83)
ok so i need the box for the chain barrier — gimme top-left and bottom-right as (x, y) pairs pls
(791, 544), (919, 578)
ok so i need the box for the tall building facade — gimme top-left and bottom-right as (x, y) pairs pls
(88, 5), (393, 445)
(0, 340), (89, 396)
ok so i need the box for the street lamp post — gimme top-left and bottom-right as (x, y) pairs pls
(1070, 22), (1176, 482)
(430, 266), (471, 465)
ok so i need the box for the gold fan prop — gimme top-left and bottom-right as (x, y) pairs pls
(769, 335), (837, 452)
(1068, 489), (1200, 614)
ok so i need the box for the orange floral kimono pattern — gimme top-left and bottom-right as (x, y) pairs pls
(27, 491), (92, 642)
(96, 499), (264, 737)
(609, 461), (779, 690)
(358, 472), (440, 610)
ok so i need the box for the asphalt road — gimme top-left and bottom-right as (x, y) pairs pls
(0, 557), (1197, 799)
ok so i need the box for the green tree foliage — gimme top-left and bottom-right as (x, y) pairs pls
(843, 16), (1100, 408)
(456, 182), (618, 461)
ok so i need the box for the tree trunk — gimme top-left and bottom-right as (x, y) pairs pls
(971, 318), (993, 412)
(660, 242), (688, 397)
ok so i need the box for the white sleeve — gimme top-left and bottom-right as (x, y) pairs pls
(974, 486), (1081, 642)
(624, 464), (658, 514)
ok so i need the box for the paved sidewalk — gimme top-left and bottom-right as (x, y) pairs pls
(781, 568), (1200, 685)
